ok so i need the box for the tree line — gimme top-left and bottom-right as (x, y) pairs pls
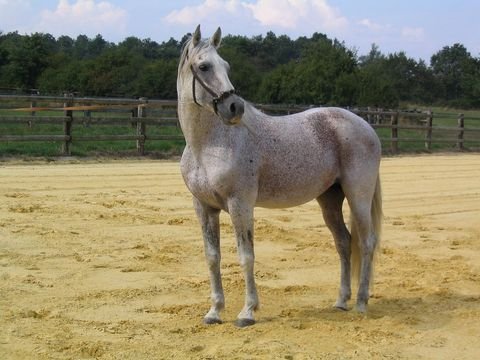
(0, 31), (479, 108)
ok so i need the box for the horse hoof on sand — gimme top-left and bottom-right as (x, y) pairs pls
(203, 317), (222, 325)
(333, 302), (349, 311)
(355, 303), (367, 314)
(235, 318), (256, 328)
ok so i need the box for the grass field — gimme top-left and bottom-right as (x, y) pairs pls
(0, 107), (185, 157)
(1, 104), (479, 157)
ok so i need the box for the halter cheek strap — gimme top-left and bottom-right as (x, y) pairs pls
(192, 74), (200, 107)
(190, 64), (236, 115)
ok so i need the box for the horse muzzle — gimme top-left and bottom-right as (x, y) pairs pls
(215, 93), (245, 125)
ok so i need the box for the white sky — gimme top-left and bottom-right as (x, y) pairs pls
(0, 0), (479, 62)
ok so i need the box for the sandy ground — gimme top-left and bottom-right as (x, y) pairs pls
(1, 154), (479, 359)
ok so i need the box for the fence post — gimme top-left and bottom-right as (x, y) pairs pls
(83, 109), (91, 127)
(29, 99), (36, 128)
(425, 110), (433, 151)
(62, 93), (73, 156)
(136, 98), (147, 155)
(367, 106), (372, 124)
(456, 113), (465, 150)
(391, 111), (398, 153)
(377, 107), (383, 124)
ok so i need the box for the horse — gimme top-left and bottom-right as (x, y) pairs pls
(177, 25), (382, 327)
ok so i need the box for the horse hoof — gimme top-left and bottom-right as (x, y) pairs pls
(355, 303), (367, 313)
(203, 317), (222, 325)
(235, 318), (256, 328)
(333, 302), (349, 311)
(333, 298), (349, 311)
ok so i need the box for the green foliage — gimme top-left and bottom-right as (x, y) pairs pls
(219, 43), (262, 101)
(0, 31), (479, 108)
(134, 59), (178, 99)
(257, 35), (358, 105)
(356, 46), (398, 108)
(431, 43), (480, 107)
(0, 32), (55, 89)
(257, 63), (296, 103)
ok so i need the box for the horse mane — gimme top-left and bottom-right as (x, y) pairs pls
(178, 36), (213, 73)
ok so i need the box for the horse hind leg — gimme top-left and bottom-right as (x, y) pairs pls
(350, 206), (377, 313)
(317, 183), (352, 310)
(346, 176), (382, 313)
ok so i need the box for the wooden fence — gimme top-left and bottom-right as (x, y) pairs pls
(352, 108), (479, 153)
(0, 94), (181, 155)
(1, 95), (480, 155)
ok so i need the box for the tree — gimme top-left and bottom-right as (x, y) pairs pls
(57, 35), (74, 55)
(1, 33), (55, 89)
(2, 30), (479, 108)
(258, 34), (358, 105)
(73, 35), (90, 59)
(85, 48), (146, 96)
(257, 62), (297, 103)
(356, 45), (399, 108)
(219, 44), (262, 101)
(89, 34), (110, 57)
(134, 59), (177, 99)
(157, 38), (181, 60)
(38, 60), (91, 95)
(356, 65), (398, 108)
(431, 43), (480, 106)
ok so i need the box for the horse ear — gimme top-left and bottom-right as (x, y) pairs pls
(192, 24), (201, 47)
(211, 27), (222, 48)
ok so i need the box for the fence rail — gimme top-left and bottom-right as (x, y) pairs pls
(1, 95), (479, 155)
(0, 95), (182, 155)
(360, 110), (480, 152)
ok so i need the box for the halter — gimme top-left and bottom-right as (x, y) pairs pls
(190, 64), (236, 115)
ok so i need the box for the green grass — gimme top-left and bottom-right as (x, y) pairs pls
(0, 107), (185, 157)
(376, 105), (480, 153)
(1, 105), (479, 157)
(69, 124), (185, 157)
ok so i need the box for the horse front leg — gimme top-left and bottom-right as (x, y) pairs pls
(228, 199), (259, 327)
(317, 185), (352, 310)
(193, 198), (224, 324)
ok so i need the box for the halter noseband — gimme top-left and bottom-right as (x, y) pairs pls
(190, 64), (236, 115)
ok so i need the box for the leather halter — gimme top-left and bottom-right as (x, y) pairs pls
(190, 64), (236, 115)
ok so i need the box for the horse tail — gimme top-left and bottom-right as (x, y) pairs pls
(350, 175), (383, 284)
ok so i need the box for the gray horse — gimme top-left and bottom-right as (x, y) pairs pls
(177, 25), (382, 327)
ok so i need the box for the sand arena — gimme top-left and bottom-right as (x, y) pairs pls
(1, 154), (480, 359)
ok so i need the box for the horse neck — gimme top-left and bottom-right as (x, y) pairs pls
(177, 72), (256, 152)
(178, 97), (220, 151)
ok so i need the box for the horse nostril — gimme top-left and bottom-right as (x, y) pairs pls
(230, 103), (236, 114)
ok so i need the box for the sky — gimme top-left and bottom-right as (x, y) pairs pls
(0, 0), (479, 62)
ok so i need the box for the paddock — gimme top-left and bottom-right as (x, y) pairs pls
(1, 154), (479, 359)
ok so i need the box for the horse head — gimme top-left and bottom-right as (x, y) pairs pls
(178, 25), (245, 125)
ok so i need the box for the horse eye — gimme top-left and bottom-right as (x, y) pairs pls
(199, 64), (209, 72)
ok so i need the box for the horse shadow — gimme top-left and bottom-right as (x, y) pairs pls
(270, 291), (480, 331)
